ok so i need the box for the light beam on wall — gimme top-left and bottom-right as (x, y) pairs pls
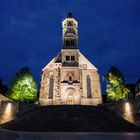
(5, 103), (12, 114)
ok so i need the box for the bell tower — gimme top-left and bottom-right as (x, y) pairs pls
(62, 12), (78, 49)
(61, 12), (79, 67)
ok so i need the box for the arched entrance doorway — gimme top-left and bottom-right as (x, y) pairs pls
(61, 87), (80, 105)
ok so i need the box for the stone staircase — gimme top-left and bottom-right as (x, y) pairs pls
(2, 105), (140, 132)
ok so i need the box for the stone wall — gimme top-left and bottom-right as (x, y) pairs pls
(104, 101), (140, 126)
(0, 101), (37, 124)
(39, 49), (102, 106)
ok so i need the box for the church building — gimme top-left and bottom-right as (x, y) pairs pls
(39, 12), (102, 105)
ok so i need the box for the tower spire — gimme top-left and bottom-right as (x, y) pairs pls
(62, 12), (78, 49)
(67, 11), (72, 18)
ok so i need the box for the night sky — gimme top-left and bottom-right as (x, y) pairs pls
(0, 0), (140, 94)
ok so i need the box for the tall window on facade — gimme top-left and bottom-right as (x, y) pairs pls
(48, 75), (54, 99)
(86, 75), (92, 98)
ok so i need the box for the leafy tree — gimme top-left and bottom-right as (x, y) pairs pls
(8, 67), (37, 102)
(0, 79), (8, 96)
(104, 66), (129, 101)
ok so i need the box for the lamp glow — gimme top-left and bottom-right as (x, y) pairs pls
(123, 102), (134, 123)
(5, 103), (12, 114)
(125, 102), (131, 112)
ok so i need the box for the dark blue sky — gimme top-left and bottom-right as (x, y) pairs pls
(0, 0), (140, 93)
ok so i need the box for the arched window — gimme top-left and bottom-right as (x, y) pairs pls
(67, 74), (73, 84)
(86, 75), (92, 98)
(67, 21), (73, 26)
(48, 75), (54, 99)
(69, 75), (72, 81)
(66, 40), (68, 46)
(71, 56), (75, 61)
(66, 40), (70, 46)
(71, 40), (75, 46)
(66, 55), (70, 61)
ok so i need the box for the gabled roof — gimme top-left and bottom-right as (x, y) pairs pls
(42, 58), (55, 71)
(79, 52), (97, 70)
(137, 78), (140, 84)
(67, 11), (72, 18)
(42, 51), (98, 71)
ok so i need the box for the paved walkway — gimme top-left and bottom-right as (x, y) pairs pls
(1, 129), (140, 140)
(17, 132), (140, 140)
(0, 129), (19, 140)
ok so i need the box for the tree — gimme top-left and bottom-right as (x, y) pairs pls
(8, 67), (37, 102)
(0, 79), (8, 96)
(104, 66), (129, 101)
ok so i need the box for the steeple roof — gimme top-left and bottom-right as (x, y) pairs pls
(67, 11), (72, 18)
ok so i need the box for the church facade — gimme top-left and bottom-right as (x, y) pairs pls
(39, 13), (102, 105)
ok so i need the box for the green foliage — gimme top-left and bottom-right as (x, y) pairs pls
(104, 66), (129, 101)
(8, 67), (37, 102)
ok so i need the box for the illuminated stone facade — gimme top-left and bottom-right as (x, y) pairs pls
(39, 12), (102, 105)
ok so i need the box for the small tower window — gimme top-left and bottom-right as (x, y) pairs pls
(71, 56), (75, 61)
(67, 21), (73, 26)
(71, 40), (75, 46)
(66, 40), (70, 46)
(66, 56), (70, 61)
